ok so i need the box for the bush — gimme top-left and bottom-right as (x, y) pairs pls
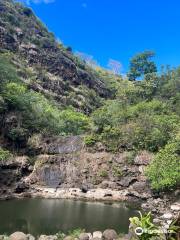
(99, 170), (108, 178)
(84, 135), (97, 147)
(112, 165), (123, 178)
(92, 100), (179, 152)
(146, 135), (180, 190)
(3, 82), (90, 136)
(0, 148), (11, 161)
(0, 55), (20, 91)
(7, 127), (29, 143)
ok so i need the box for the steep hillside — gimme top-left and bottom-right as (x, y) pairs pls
(0, 0), (179, 203)
(0, 0), (113, 113)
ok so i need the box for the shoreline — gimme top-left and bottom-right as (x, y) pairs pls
(0, 186), (142, 204)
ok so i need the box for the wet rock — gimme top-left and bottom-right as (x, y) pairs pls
(102, 229), (118, 240)
(10, 232), (27, 240)
(79, 233), (89, 240)
(92, 232), (102, 239)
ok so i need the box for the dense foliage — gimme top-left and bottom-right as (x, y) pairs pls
(0, 54), (90, 140)
(146, 134), (180, 190)
(128, 51), (157, 81)
(89, 58), (180, 190)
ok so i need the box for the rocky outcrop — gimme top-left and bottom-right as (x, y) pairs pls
(0, 156), (32, 199)
(25, 140), (154, 201)
(0, 0), (112, 113)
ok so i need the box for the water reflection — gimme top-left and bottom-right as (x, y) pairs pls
(0, 199), (138, 236)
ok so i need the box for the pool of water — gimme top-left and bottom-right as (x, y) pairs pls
(0, 198), (138, 236)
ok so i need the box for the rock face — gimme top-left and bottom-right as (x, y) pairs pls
(0, 156), (31, 199)
(24, 138), (153, 200)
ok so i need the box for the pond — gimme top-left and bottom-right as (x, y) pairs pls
(0, 199), (139, 236)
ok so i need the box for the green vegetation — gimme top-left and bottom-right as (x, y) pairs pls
(112, 165), (123, 178)
(1, 50), (179, 191)
(0, 148), (11, 161)
(98, 170), (108, 178)
(0, 0), (179, 193)
(129, 212), (179, 240)
(129, 212), (160, 240)
(0, 54), (90, 138)
(128, 51), (157, 81)
(146, 134), (180, 190)
(67, 229), (85, 238)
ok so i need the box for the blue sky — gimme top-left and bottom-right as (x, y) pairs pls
(19, 0), (180, 73)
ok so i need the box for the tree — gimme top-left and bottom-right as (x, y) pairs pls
(128, 51), (157, 81)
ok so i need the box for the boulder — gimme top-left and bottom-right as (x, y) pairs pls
(92, 231), (102, 239)
(102, 229), (118, 240)
(79, 233), (89, 240)
(10, 232), (27, 240)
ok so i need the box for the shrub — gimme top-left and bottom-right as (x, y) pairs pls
(0, 55), (20, 91)
(112, 165), (123, 178)
(146, 135), (180, 190)
(84, 135), (97, 147)
(92, 100), (179, 152)
(3, 82), (90, 136)
(129, 212), (161, 240)
(0, 148), (11, 161)
(68, 229), (85, 238)
(99, 170), (108, 178)
(7, 127), (29, 143)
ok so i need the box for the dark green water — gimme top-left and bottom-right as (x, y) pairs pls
(0, 199), (138, 236)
